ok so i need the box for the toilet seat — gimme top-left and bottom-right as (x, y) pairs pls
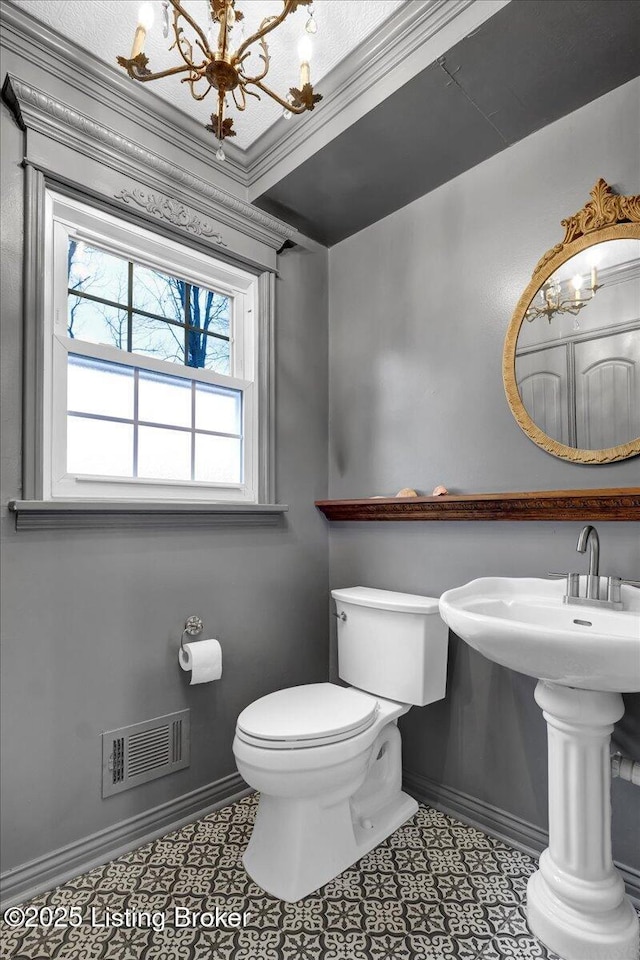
(235, 682), (379, 749)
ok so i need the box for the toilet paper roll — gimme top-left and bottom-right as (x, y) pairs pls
(179, 638), (222, 685)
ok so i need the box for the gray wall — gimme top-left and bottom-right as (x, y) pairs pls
(327, 78), (640, 869)
(0, 104), (329, 872)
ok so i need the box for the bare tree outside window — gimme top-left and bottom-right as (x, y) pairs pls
(66, 240), (231, 373)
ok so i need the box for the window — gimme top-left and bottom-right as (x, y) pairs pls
(43, 192), (263, 503)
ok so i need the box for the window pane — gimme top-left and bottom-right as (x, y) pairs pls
(138, 426), (191, 481)
(194, 435), (242, 483)
(187, 330), (230, 373)
(189, 285), (231, 337)
(67, 297), (128, 348)
(132, 264), (185, 322)
(204, 334), (231, 374)
(195, 383), (241, 435)
(138, 370), (192, 428)
(67, 240), (129, 305)
(67, 416), (133, 476)
(67, 355), (134, 420)
(131, 315), (185, 365)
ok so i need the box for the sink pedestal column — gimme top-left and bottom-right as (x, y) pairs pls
(527, 681), (639, 960)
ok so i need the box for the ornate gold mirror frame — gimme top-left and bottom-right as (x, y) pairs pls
(503, 179), (640, 463)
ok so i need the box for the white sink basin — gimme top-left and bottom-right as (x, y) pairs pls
(440, 574), (640, 959)
(439, 576), (640, 693)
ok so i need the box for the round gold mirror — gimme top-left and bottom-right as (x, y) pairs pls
(503, 179), (640, 463)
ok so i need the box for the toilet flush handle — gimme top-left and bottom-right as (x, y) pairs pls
(332, 611), (347, 621)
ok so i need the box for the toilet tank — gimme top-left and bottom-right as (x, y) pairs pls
(332, 587), (448, 707)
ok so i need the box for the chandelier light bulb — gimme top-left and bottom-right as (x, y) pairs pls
(572, 274), (584, 302)
(298, 35), (313, 86)
(130, 3), (154, 58)
(298, 35), (313, 64)
(161, 1), (170, 38)
(587, 250), (600, 289)
(137, 3), (155, 31)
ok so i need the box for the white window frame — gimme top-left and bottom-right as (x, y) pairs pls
(42, 191), (261, 504)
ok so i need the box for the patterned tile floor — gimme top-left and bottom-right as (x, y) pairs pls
(0, 793), (565, 959)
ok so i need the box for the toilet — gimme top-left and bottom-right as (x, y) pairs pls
(232, 586), (449, 902)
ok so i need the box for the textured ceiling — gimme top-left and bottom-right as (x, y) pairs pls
(12, 0), (405, 149)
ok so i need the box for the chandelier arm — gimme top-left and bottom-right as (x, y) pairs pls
(170, 34), (198, 71)
(526, 301), (589, 321)
(169, 7), (208, 70)
(184, 76), (212, 101)
(168, 0), (212, 58)
(119, 59), (198, 83)
(239, 43), (271, 84)
(248, 78), (308, 114)
(235, 2), (300, 63)
(232, 85), (247, 111)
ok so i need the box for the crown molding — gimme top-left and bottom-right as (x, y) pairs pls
(2, 74), (298, 251)
(0, 0), (509, 210)
(246, 0), (510, 199)
(0, 0), (248, 186)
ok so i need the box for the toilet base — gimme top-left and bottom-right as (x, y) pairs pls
(243, 789), (418, 902)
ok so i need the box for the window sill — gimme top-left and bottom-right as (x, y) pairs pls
(8, 500), (288, 531)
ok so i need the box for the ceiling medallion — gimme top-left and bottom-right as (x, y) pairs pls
(117, 0), (322, 161)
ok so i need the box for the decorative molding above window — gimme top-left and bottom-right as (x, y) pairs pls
(114, 188), (228, 244)
(1, 74), (298, 257)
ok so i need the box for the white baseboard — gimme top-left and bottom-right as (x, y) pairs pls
(403, 769), (640, 907)
(0, 772), (251, 909)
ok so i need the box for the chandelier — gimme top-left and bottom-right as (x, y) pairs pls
(117, 0), (322, 161)
(525, 264), (601, 324)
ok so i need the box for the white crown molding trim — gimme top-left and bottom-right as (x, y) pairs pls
(2, 75), (299, 251)
(246, 0), (511, 200)
(0, 0), (248, 186)
(0, 773), (251, 909)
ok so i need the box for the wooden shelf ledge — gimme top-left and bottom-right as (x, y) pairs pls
(315, 488), (640, 522)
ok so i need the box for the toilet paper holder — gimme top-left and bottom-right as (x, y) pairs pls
(181, 615), (204, 651)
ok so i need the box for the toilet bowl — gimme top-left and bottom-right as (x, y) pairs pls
(233, 587), (448, 902)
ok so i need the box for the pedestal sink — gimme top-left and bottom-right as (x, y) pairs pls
(439, 577), (640, 960)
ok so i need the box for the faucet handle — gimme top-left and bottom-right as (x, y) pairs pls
(548, 572), (580, 597)
(604, 576), (640, 607)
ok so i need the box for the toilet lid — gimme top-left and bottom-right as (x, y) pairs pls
(236, 683), (379, 748)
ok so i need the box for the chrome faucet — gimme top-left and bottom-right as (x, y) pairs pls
(576, 524), (600, 599)
(550, 524), (640, 608)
